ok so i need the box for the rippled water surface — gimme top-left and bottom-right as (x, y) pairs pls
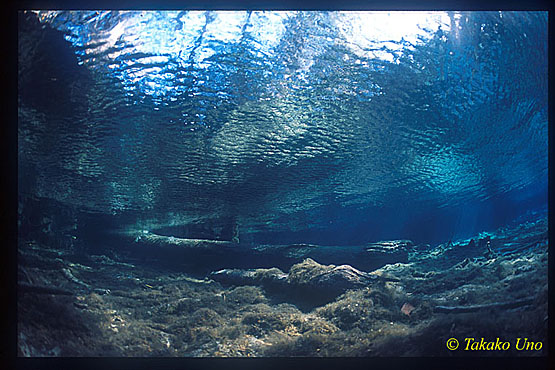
(18, 11), (547, 245)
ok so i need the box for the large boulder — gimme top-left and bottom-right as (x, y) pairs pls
(287, 258), (379, 294)
(209, 258), (399, 305)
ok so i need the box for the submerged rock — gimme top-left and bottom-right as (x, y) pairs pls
(210, 258), (398, 304)
(287, 258), (379, 293)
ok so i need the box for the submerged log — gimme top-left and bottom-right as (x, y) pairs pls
(116, 230), (410, 273)
(434, 297), (536, 313)
(253, 240), (411, 271)
(134, 232), (234, 249)
(210, 267), (289, 289)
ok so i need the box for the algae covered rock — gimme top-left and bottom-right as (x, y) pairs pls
(286, 258), (379, 296)
(210, 258), (398, 305)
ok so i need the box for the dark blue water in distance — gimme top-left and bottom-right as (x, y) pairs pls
(18, 11), (547, 248)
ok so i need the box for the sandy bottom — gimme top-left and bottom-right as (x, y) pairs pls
(17, 220), (547, 357)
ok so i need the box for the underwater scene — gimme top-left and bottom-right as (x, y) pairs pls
(17, 10), (547, 357)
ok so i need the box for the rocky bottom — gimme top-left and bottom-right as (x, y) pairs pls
(17, 219), (547, 357)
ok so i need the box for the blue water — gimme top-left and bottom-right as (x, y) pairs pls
(18, 11), (548, 247)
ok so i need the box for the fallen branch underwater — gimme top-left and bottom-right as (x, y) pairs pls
(134, 232), (234, 249)
(124, 231), (411, 272)
(434, 296), (536, 313)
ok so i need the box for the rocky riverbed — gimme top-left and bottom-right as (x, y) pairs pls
(17, 217), (547, 357)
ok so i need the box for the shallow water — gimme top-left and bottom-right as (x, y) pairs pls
(19, 10), (547, 244)
(17, 10), (548, 357)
